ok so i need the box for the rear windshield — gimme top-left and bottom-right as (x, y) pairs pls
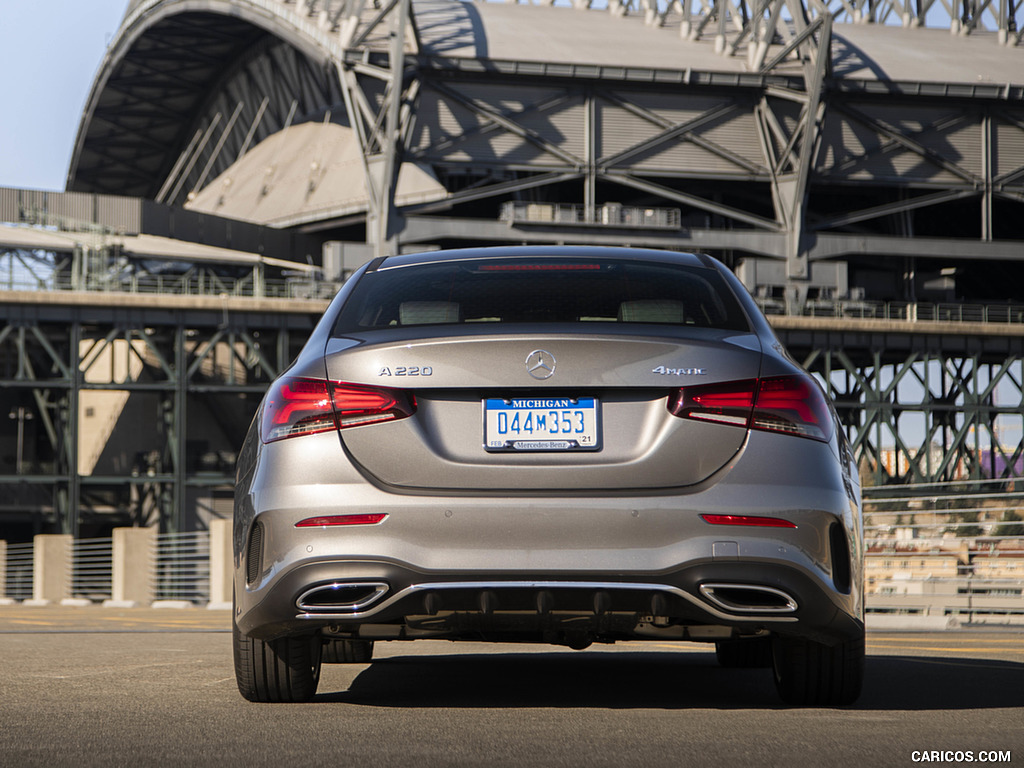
(332, 257), (750, 334)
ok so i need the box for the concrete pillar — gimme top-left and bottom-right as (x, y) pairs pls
(0, 540), (6, 599)
(208, 518), (233, 609)
(31, 534), (72, 604)
(109, 527), (156, 607)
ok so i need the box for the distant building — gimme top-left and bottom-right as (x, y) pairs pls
(865, 541), (1024, 624)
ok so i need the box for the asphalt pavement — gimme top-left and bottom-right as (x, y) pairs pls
(1, 605), (1022, 768)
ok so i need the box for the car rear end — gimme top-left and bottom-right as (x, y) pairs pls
(232, 247), (864, 704)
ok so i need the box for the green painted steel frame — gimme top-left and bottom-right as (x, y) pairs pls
(779, 324), (1024, 486)
(0, 301), (316, 536)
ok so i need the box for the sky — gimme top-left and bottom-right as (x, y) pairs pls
(0, 0), (130, 192)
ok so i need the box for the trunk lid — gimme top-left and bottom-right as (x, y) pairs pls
(324, 330), (762, 491)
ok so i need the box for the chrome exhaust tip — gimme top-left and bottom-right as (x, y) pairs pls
(297, 582), (389, 613)
(699, 583), (798, 614)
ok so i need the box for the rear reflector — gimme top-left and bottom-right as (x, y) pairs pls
(261, 378), (415, 443)
(668, 374), (832, 442)
(701, 514), (797, 528)
(295, 513), (388, 528)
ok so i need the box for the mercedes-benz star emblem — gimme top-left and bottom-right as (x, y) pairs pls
(525, 349), (556, 380)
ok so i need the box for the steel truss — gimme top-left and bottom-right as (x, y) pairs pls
(5, 302), (1022, 538)
(0, 298), (315, 537)
(315, 0), (1024, 278)
(779, 323), (1024, 485)
(155, 37), (346, 207)
(326, 0), (836, 263)
(286, 0), (1022, 48)
(46, 0), (1024, 506)
(74, 1), (1024, 271)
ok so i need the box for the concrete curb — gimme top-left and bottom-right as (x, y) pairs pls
(151, 600), (195, 610)
(866, 613), (958, 631)
(59, 598), (93, 607)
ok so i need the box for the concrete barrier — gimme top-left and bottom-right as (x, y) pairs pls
(105, 527), (157, 608)
(208, 518), (232, 610)
(27, 534), (73, 606)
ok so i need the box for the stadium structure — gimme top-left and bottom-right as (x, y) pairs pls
(66, 0), (1024, 300)
(3, 0), (1024, 536)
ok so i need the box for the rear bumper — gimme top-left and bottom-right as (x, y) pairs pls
(236, 557), (862, 646)
(234, 429), (863, 646)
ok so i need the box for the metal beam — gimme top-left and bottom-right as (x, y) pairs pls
(605, 171), (783, 230)
(812, 189), (980, 230)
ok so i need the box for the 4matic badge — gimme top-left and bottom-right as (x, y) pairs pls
(652, 365), (707, 376)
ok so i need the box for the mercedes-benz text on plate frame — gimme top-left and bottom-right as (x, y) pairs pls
(232, 246), (864, 706)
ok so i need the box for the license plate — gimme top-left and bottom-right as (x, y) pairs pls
(484, 397), (601, 452)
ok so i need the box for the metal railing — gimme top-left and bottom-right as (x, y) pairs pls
(72, 538), (113, 602)
(755, 296), (1024, 325)
(154, 531), (210, 604)
(4, 542), (34, 602)
(6, 236), (1024, 324)
(500, 201), (682, 230)
(0, 268), (336, 301)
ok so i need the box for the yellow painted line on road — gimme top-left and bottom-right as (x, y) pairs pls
(868, 639), (1024, 648)
(869, 637), (1024, 644)
(98, 616), (221, 624)
(867, 644), (1024, 655)
(8, 619), (60, 627)
(616, 641), (713, 651)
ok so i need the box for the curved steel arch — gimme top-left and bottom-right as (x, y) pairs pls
(67, 0), (349, 200)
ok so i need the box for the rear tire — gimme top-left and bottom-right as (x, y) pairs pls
(771, 632), (864, 706)
(322, 638), (374, 664)
(233, 618), (322, 703)
(715, 637), (773, 668)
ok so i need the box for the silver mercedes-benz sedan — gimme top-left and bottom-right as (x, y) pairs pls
(232, 245), (864, 705)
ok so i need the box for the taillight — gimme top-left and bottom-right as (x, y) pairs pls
(262, 378), (335, 442)
(332, 383), (416, 429)
(668, 374), (832, 442)
(669, 379), (757, 428)
(261, 378), (415, 443)
(751, 375), (832, 441)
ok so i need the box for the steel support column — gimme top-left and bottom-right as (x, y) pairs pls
(337, 0), (416, 257)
